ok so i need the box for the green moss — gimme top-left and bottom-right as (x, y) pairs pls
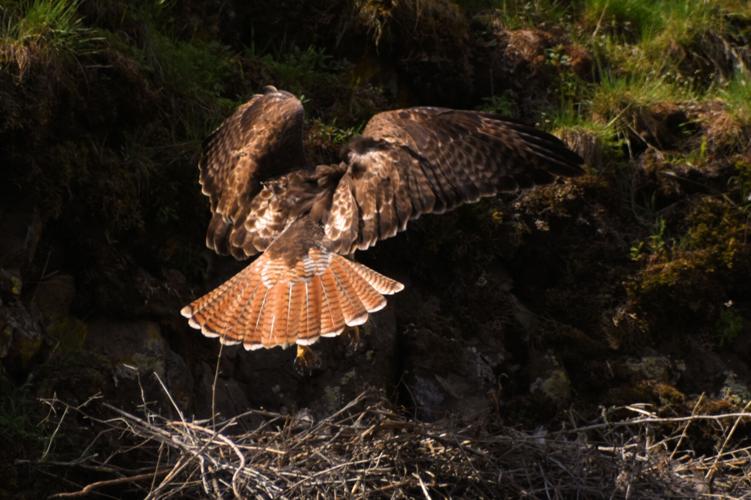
(628, 194), (751, 330)
(46, 316), (87, 352)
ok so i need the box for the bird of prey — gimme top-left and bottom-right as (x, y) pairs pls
(181, 85), (582, 362)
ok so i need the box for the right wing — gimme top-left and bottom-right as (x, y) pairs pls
(199, 86), (307, 259)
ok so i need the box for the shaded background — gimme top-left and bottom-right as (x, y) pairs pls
(1, 0), (751, 496)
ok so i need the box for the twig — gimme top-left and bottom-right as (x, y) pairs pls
(50, 469), (171, 498)
(35, 387), (751, 499)
(706, 400), (751, 483)
(558, 412), (751, 435)
(212, 342), (224, 432)
(671, 393), (704, 461)
(40, 405), (68, 462)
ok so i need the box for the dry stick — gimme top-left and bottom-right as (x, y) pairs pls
(197, 451), (213, 497)
(414, 469), (433, 500)
(557, 412), (751, 435)
(40, 405), (69, 462)
(591, 0), (609, 39)
(40, 389), (751, 499)
(212, 342), (224, 432)
(36, 468), (122, 500)
(283, 459), (379, 493)
(706, 400), (751, 483)
(146, 457), (192, 500)
(153, 371), (208, 495)
(99, 405), (243, 498)
(172, 421), (247, 499)
(50, 469), (171, 498)
(671, 393), (705, 461)
(149, 443), (165, 494)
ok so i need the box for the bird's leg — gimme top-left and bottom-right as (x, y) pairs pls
(294, 344), (320, 374)
(345, 325), (362, 352)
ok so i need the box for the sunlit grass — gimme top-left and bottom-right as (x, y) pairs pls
(584, 0), (751, 89)
(492, 0), (575, 28)
(0, 0), (100, 76)
(591, 72), (694, 124)
(718, 71), (751, 125)
(582, 0), (747, 43)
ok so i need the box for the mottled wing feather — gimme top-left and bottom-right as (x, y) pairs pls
(324, 107), (583, 253)
(198, 89), (306, 259)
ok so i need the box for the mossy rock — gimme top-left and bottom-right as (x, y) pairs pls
(33, 350), (113, 403)
(46, 316), (88, 353)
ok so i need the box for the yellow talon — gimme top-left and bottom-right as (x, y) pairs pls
(346, 325), (362, 351)
(294, 344), (320, 373)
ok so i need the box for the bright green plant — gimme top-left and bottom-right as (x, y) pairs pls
(0, 0), (100, 75)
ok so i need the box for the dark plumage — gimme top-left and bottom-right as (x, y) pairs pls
(182, 86), (583, 351)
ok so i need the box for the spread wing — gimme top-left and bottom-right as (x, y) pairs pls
(199, 87), (307, 260)
(323, 108), (584, 254)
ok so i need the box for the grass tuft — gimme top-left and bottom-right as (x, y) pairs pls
(0, 0), (100, 77)
(718, 71), (751, 124)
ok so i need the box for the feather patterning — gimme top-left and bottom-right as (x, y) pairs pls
(182, 86), (583, 351)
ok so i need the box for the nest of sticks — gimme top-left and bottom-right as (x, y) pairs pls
(26, 375), (751, 499)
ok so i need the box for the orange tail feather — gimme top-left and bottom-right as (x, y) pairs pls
(181, 250), (404, 350)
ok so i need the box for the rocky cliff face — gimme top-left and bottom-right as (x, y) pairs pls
(2, 1), (751, 496)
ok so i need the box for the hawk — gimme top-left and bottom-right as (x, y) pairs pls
(181, 85), (582, 359)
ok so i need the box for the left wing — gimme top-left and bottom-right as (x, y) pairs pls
(323, 108), (584, 254)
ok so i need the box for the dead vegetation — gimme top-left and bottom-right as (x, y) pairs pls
(23, 376), (751, 499)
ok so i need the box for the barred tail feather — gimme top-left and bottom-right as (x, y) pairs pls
(181, 250), (403, 350)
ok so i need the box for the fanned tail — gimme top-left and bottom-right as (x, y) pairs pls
(181, 249), (403, 350)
